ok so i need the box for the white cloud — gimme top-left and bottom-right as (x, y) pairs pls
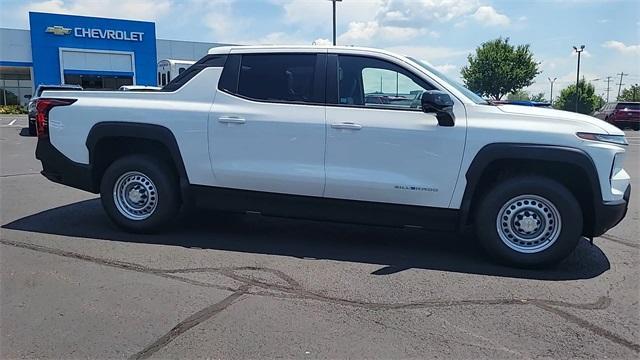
(471, 6), (511, 26)
(24, 0), (171, 21)
(336, 0), (502, 46)
(312, 38), (332, 46)
(384, 45), (470, 61)
(279, 0), (383, 28)
(338, 21), (428, 45)
(434, 64), (457, 74)
(602, 40), (640, 56)
(378, 0), (482, 27)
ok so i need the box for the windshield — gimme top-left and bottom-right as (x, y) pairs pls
(407, 57), (489, 105)
(617, 103), (640, 110)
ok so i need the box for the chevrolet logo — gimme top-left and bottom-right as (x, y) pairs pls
(45, 26), (72, 36)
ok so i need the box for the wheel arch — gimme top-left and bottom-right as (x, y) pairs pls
(460, 143), (602, 237)
(86, 122), (190, 199)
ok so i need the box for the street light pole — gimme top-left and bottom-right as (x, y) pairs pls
(329, 0), (342, 46)
(573, 45), (585, 112)
(548, 77), (557, 105)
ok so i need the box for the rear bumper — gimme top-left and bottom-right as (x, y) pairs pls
(591, 184), (630, 237)
(35, 139), (96, 193)
(610, 119), (640, 127)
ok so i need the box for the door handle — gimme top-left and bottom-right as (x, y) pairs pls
(331, 122), (362, 130)
(218, 116), (246, 124)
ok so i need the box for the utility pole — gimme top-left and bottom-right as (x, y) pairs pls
(603, 76), (612, 102)
(548, 77), (557, 105)
(633, 83), (638, 101)
(616, 72), (628, 99)
(329, 0), (342, 46)
(573, 45), (585, 112)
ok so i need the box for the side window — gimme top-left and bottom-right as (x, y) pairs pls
(236, 54), (321, 104)
(336, 55), (434, 110)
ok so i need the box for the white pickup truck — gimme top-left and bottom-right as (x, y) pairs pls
(35, 45), (630, 267)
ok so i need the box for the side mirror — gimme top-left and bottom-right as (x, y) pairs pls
(421, 90), (455, 127)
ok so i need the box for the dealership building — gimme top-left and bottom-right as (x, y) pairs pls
(0, 12), (229, 106)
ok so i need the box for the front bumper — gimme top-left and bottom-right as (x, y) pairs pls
(36, 139), (96, 193)
(591, 184), (631, 237)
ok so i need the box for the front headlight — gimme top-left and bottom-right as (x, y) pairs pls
(576, 132), (628, 146)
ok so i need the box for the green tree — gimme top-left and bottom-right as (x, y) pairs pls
(507, 89), (530, 101)
(530, 92), (546, 102)
(554, 79), (603, 114)
(461, 38), (540, 100)
(618, 84), (640, 101)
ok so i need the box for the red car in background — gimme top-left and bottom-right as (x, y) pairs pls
(593, 102), (640, 130)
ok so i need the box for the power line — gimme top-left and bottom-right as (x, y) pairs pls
(616, 72), (628, 99)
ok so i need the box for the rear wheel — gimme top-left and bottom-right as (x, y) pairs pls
(475, 176), (583, 267)
(100, 154), (180, 233)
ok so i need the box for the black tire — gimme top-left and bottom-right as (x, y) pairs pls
(475, 176), (583, 268)
(28, 119), (36, 136)
(100, 154), (180, 233)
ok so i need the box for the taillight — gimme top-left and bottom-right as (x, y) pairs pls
(36, 98), (76, 139)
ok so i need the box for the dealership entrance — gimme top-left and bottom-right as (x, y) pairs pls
(58, 48), (135, 90)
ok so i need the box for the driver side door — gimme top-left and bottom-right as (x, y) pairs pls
(324, 54), (467, 208)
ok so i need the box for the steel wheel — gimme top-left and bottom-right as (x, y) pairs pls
(112, 171), (158, 221)
(496, 194), (562, 254)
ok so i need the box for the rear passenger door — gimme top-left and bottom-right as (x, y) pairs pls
(208, 51), (327, 196)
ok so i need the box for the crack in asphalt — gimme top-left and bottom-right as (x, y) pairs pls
(0, 172), (41, 178)
(1, 238), (639, 355)
(533, 301), (640, 353)
(600, 234), (639, 249)
(129, 285), (250, 360)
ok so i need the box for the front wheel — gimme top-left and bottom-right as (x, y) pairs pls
(100, 154), (180, 233)
(475, 176), (583, 267)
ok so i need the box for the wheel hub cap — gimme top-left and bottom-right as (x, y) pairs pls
(518, 215), (538, 233)
(496, 195), (562, 254)
(113, 171), (157, 221)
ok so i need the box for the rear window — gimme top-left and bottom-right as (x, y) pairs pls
(616, 103), (640, 110)
(236, 54), (320, 104)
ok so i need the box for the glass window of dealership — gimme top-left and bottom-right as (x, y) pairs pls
(0, 12), (229, 106)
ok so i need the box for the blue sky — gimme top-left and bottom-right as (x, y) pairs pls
(1, 0), (639, 99)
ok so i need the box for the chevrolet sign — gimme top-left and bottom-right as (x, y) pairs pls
(45, 25), (144, 42)
(45, 26), (72, 35)
(74, 27), (144, 41)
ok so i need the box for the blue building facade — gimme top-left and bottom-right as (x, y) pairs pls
(0, 12), (228, 106)
(29, 12), (157, 90)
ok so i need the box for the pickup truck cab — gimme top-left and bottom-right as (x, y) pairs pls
(35, 45), (631, 267)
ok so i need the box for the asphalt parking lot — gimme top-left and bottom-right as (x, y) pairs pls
(1, 114), (638, 359)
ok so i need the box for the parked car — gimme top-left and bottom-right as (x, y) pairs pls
(34, 45), (630, 267)
(28, 84), (82, 135)
(593, 102), (640, 130)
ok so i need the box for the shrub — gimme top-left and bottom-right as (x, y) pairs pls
(0, 105), (28, 114)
